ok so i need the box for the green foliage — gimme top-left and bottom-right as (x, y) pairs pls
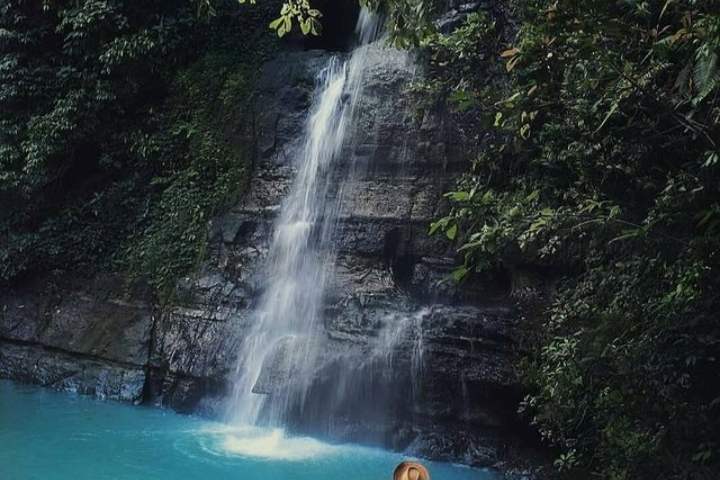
(120, 48), (269, 302)
(0, 0), (199, 284)
(0, 0), (277, 300)
(200, 0), (434, 48)
(418, 1), (720, 478)
(377, 0), (435, 48)
(268, 0), (323, 37)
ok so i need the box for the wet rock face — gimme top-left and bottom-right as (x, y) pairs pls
(0, 277), (151, 403)
(0, 45), (544, 471)
(185, 43), (534, 466)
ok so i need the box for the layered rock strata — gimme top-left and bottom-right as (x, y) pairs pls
(0, 45), (544, 473)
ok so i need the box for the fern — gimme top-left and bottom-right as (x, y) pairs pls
(693, 51), (720, 105)
(673, 61), (693, 100)
(692, 13), (720, 106)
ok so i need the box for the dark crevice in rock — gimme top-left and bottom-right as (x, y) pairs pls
(141, 310), (161, 404)
(146, 366), (230, 414)
(392, 254), (417, 285)
(289, 0), (360, 52)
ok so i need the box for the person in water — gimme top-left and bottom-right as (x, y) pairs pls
(393, 461), (430, 480)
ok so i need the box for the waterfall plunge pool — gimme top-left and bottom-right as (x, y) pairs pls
(0, 380), (499, 480)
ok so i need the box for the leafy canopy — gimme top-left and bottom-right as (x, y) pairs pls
(0, 0), (276, 301)
(419, 1), (720, 478)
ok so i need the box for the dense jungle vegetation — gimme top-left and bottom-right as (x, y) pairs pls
(418, 1), (720, 479)
(2, 0), (719, 479)
(0, 0), (277, 299)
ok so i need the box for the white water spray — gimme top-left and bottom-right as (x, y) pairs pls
(229, 10), (385, 427)
(371, 308), (427, 406)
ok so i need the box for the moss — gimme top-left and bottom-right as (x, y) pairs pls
(119, 31), (279, 304)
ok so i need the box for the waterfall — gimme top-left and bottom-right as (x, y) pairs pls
(369, 308), (427, 409)
(229, 10), (387, 427)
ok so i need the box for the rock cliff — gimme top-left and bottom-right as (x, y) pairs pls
(0, 43), (546, 474)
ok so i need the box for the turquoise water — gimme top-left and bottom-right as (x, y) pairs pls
(0, 381), (498, 480)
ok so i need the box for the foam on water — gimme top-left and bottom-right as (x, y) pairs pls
(223, 430), (336, 460)
(197, 424), (341, 461)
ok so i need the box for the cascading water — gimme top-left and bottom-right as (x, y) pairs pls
(366, 308), (427, 410)
(229, 10), (388, 428)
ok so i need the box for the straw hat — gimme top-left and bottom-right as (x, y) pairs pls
(393, 461), (430, 480)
